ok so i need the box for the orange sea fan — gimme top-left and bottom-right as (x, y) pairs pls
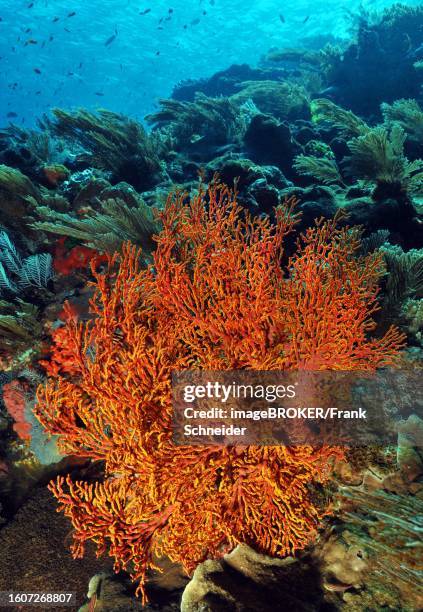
(34, 181), (405, 601)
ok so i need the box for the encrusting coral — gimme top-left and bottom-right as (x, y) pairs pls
(2, 380), (31, 440)
(34, 181), (405, 601)
(42, 164), (70, 187)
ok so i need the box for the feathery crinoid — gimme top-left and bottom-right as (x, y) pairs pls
(0, 231), (53, 293)
(35, 181), (405, 602)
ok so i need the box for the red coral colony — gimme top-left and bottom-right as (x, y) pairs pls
(34, 182), (404, 601)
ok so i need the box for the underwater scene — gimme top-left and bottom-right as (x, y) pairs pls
(0, 0), (423, 610)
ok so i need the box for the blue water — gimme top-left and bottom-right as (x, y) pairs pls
(0, 0), (421, 127)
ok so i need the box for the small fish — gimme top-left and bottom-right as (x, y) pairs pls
(318, 85), (339, 98)
(95, 91), (104, 96)
(64, 27), (71, 32)
(203, 10), (207, 15)
(407, 42), (423, 59)
(35, 90), (41, 94)
(7, 111), (17, 118)
(27, 2), (34, 8)
(67, 11), (76, 17)
(139, 8), (151, 15)
(324, 581), (353, 593)
(279, 14), (285, 23)
(52, 16), (59, 22)
(33, 67), (41, 73)
(25, 27), (31, 33)
(303, 15), (310, 24)
(155, 50), (160, 55)
(168, 8), (173, 13)
(105, 33), (117, 46)
(191, 18), (200, 25)
(403, 33), (412, 54)
(214, 143), (235, 154)
(26, 38), (38, 44)
(49, 35), (54, 41)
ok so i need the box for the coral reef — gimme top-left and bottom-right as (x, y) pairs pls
(377, 244), (423, 343)
(181, 545), (326, 612)
(172, 64), (293, 101)
(48, 109), (166, 191)
(2, 381), (31, 440)
(402, 298), (423, 346)
(244, 113), (301, 177)
(382, 98), (423, 145)
(33, 181), (405, 601)
(42, 163), (70, 187)
(0, 232), (54, 367)
(0, 123), (63, 165)
(317, 4), (423, 115)
(330, 487), (423, 610)
(53, 238), (108, 275)
(311, 98), (369, 138)
(293, 154), (343, 185)
(300, 100), (423, 201)
(146, 94), (251, 157)
(231, 80), (310, 122)
(346, 125), (423, 198)
(0, 4), (422, 609)
(0, 164), (39, 200)
(0, 299), (41, 361)
(33, 194), (159, 255)
(0, 231), (53, 293)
